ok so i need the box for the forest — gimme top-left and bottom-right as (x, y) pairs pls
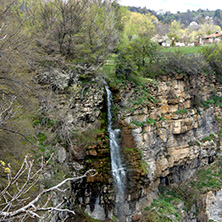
(130, 6), (222, 26)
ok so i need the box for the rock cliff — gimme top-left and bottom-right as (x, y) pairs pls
(55, 72), (222, 221)
(109, 73), (222, 220)
(206, 189), (222, 221)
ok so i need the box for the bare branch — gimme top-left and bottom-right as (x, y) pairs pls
(0, 156), (97, 221)
(0, 128), (35, 146)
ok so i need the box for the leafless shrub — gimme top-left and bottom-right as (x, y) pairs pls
(0, 155), (97, 221)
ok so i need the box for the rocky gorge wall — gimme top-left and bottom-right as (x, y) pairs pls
(206, 189), (222, 221)
(47, 70), (222, 221)
(110, 73), (222, 220)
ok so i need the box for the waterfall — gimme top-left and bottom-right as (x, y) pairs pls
(104, 81), (126, 218)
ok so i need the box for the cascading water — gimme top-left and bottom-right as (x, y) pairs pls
(104, 81), (126, 220)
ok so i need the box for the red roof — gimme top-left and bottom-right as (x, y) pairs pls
(203, 32), (222, 39)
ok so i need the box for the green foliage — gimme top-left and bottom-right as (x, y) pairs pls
(201, 136), (211, 142)
(201, 43), (222, 82)
(201, 94), (222, 109)
(143, 194), (183, 222)
(121, 11), (156, 40)
(154, 157), (222, 217)
(115, 36), (160, 79)
(165, 154), (171, 159)
(131, 118), (156, 128)
(129, 38), (160, 74)
(161, 45), (209, 54)
(33, 114), (57, 128)
(34, 0), (120, 65)
(188, 140), (202, 146)
(160, 51), (213, 77)
(123, 77), (159, 110)
(102, 54), (118, 77)
(175, 109), (188, 114)
(36, 133), (47, 142)
(191, 158), (222, 191)
(131, 121), (145, 127)
(123, 147), (148, 173)
(196, 141), (201, 146)
(112, 215), (118, 222)
(146, 118), (157, 125)
(167, 20), (181, 43)
(219, 129), (222, 139)
(159, 116), (166, 121)
(115, 43), (137, 80)
(140, 160), (149, 173)
(129, 7), (222, 32)
(188, 141), (193, 146)
(201, 134), (216, 142)
(110, 41), (222, 84)
(73, 128), (106, 150)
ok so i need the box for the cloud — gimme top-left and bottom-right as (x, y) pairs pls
(119, 0), (222, 13)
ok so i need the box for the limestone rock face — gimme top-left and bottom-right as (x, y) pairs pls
(39, 68), (75, 91)
(43, 78), (113, 220)
(114, 74), (220, 216)
(206, 189), (222, 221)
(56, 145), (67, 163)
(59, 73), (221, 221)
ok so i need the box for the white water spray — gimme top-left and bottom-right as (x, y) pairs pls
(104, 82), (126, 211)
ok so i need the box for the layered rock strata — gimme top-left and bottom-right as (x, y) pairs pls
(112, 74), (220, 217)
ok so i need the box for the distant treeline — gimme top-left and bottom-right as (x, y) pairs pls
(129, 7), (222, 27)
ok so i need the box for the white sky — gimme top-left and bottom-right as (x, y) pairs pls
(119, 0), (222, 13)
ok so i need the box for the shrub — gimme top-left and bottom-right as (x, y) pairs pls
(200, 43), (222, 82)
(161, 52), (213, 77)
(144, 50), (214, 79)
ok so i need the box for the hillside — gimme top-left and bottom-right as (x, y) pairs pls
(129, 6), (222, 27)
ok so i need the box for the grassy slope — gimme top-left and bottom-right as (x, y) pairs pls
(161, 44), (215, 54)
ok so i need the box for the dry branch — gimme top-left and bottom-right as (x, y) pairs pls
(0, 155), (97, 221)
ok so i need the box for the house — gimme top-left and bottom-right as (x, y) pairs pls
(202, 31), (222, 44)
(151, 34), (170, 47)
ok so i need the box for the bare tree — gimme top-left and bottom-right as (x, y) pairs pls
(36, 0), (119, 65)
(0, 155), (97, 221)
(0, 95), (18, 127)
(83, 0), (119, 64)
(0, 0), (34, 99)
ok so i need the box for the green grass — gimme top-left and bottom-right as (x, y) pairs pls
(36, 133), (47, 142)
(189, 157), (222, 192)
(149, 157), (222, 220)
(143, 193), (183, 222)
(194, 169), (222, 191)
(175, 109), (188, 114)
(201, 95), (222, 109)
(201, 134), (216, 142)
(131, 118), (156, 128)
(102, 54), (117, 78)
(161, 44), (215, 54)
